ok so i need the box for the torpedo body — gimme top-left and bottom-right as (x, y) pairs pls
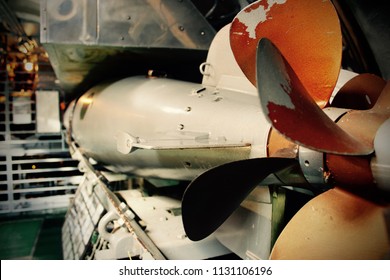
(67, 75), (271, 181)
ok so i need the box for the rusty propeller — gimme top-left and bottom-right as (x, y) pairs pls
(230, 0), (342, 108)
(256, 38), (373, 155)
(269, 188), (390, 259)
(181, 0), (390, 257)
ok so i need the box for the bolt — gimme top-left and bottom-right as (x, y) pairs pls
(119, 202), (128, 211)
(125, 209), (135, 220)
(126, 139), (132, 147)
(177, 234), (187, 239)
(118, 218), (126, 227)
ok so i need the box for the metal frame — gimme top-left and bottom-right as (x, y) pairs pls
(0, 31), (82, 214)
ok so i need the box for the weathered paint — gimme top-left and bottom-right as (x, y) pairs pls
(230, 0), (342, 108)
(235, 0), (287, 39)
(257, 38), (372, 155)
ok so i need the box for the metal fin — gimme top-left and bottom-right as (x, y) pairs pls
(181, 157), (296, 241)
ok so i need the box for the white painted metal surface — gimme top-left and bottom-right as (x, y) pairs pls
(70, 75), (271, 181)
(215, 186), (273, 260)
(200, 24), (256, 94)
(119, 189), (231, 260)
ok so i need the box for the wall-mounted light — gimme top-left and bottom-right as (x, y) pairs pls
(24, 61), (34, 72)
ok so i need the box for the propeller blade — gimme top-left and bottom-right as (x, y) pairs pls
(230, 0), (341, 108)
(331, 74), (386, 110)
(372, 81), (390, 113)
(257, 38), (373, 155)
(325, 153), (390, 204)
(322, 82), (390, 203)
(270, 188), (390, 259)
(181, 158), (296, 241)
(336, 81), (390, 148)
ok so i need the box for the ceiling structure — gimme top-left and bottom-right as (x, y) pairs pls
(1, 0), (390, 103)
(1, 0), (250, 102)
